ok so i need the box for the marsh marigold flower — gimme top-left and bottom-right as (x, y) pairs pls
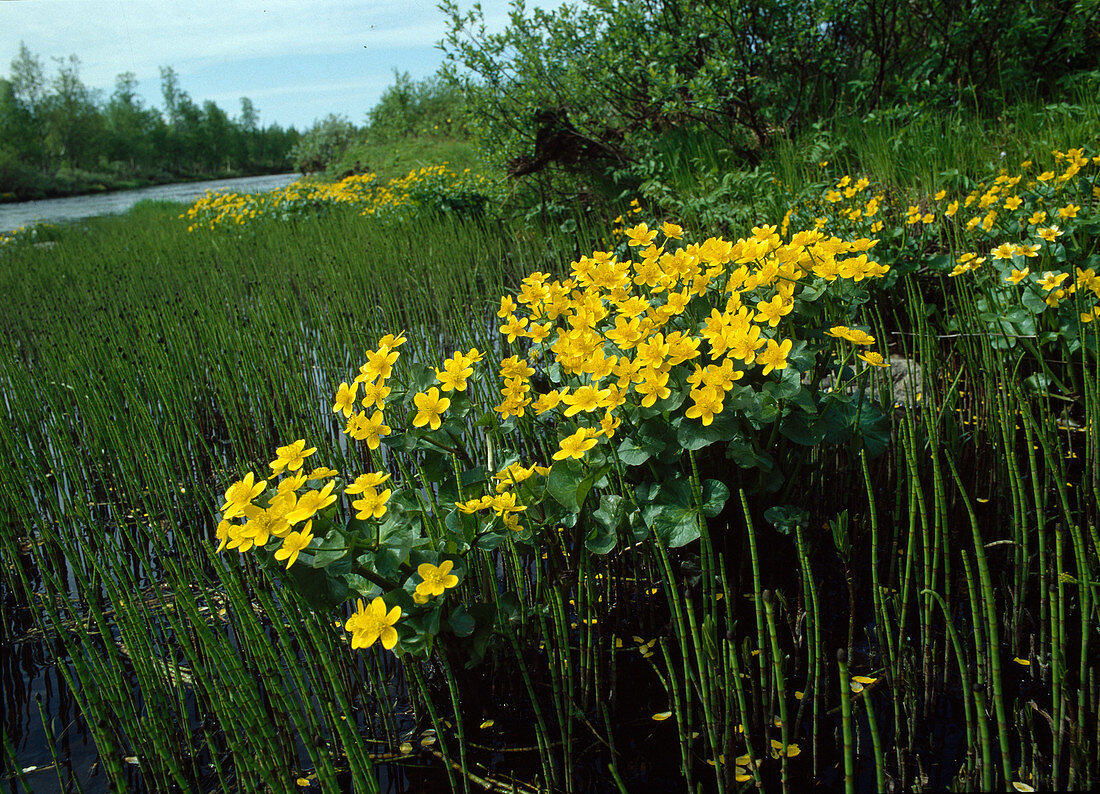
(416, 560), (460, 598)
(413, 387), (451, 430)
(221, 471), (265, 520)
(345, 597), (401, 650)
(553, 428), (599, 461)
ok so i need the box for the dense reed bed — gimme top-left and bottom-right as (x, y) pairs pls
(2, 138), (1099, 794)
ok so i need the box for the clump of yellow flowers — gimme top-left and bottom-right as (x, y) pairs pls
(215, 217), (894, 655)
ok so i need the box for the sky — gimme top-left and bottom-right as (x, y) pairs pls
(0, 0), (552, 130)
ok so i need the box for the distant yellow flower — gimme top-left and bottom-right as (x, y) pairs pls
(1058, 203), (1080, 220)
(1037, 225), (1063, 241)
(1006, 267), (1030, 284)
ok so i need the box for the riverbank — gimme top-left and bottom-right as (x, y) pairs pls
(0, 172), (300, 233)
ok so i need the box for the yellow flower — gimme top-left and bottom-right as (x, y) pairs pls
(285, 482), (337, 525)
(332, 381), (359, 418)
(1038, 271), (1069, 291)
(221, 471), (265, 520)
(352, 487), (392, 520)
(754, 294), (793, 327)
(345, 597), (401, 651)
(685, 386), (724, 426)
(1057, 203), (1080, 220)
(436, 353), (474, 392)
(270, 440), (317, 475)
(858, 351), (890, 367)
(757, 338), (792, 376)
(625, 222), (658, 247)
(553, 428), (599, 460)
(416, 560), (460, 598)
(661, 221), (683, 240)
(275, 522), (315, 569)
(1037, 225), (1063, 241)
(1006, 267), (1031, 284)
(413, 387), (451, 430)
(826, 326), (875, 345)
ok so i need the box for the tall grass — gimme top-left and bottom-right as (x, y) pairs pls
(3, 126), (1099, 794)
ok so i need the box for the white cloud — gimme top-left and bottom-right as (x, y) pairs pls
(0, 0), (560, 126)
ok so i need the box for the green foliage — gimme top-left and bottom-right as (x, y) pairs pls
(0, 44), (299, 200)
(440, 0), (1100, 212)
(290, 113), (359, 175)
(367, 71), (470, 143)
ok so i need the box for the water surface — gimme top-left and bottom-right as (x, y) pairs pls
(0, 173), (300, 232)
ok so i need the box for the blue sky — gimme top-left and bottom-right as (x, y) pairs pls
(0, 0), (553, 130)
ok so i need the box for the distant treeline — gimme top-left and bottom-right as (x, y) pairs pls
(0, 43), (301, 201)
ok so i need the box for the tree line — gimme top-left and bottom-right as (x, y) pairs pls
(0, 43), (301, 201)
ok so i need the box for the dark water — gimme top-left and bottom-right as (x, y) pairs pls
(0, 174), (300, 233)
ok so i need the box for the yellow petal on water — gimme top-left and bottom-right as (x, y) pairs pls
(479, 719), (495, 729)
(751, 649), (761, 656)
(785, 743), (801, 757)
(398, 742), (414, 755)
(850, 681), (865, 693)
(615, 638), (623, 648)
(420, 735), (437, 746)
(735, 772), (753, 783)
(652, 711), (673, 721)
(296, 778), (310, 787)
(772, 716), (782, 727)
(1012, 783), (1035, 792)
(1013, 657), (1031, 666)
(794, 690), (805, 700)
(852, 675), (877, 685)
(976, 498), (990, 503)
(736, 754), (752, 766)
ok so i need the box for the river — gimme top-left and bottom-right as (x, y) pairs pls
(0, 172), (301, 233)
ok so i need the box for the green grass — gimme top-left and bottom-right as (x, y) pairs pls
(330, 135), (484, 181)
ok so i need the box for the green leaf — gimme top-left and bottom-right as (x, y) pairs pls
(449, 606), (476, 638)
(313, 528), (349, 568)
(764, 505), (808, 535)
(616, 436), (651, 466)
(585, 515), (618, 554)
(700, 480), (729, 517)
(547, 459), (606, 513)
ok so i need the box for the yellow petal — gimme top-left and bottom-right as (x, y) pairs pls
(479, 719), (495, 729)
(1013, 657), (1031, 666)
(1011, 783), (1035, 792)
(652, 711), (673, 721)
(296, 778), (310, 787)
(852, 675), (877, 685)
(398, 742), (413, 755)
